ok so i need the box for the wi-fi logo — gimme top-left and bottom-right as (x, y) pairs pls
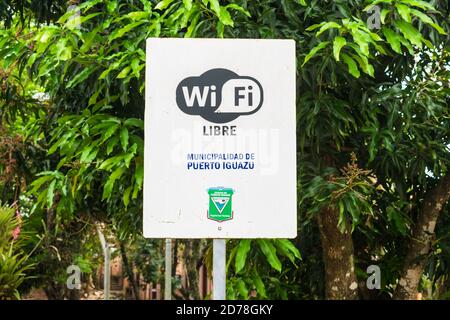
(175, 68), (264, 124)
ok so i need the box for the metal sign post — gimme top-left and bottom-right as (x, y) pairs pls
(96, 225), (110, 300)
(213, 239), (226, 300)
(104, 243), (110, 300)
(164, 238), (172, 300)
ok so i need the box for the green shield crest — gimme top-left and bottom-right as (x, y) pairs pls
(207, 187), (234, 222)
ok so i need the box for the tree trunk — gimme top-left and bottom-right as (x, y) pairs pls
(317, 206), (359, 300)
(119, 240), (140, 300)
(394, 174), (450, 300)
(182, 240), (202, 300)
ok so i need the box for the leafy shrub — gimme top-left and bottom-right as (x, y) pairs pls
(0, 205), (34, 300)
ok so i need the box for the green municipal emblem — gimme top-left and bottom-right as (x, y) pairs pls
(207, 187), (234, 222)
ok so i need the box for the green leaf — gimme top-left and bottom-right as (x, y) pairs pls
(55, 39), (72, 61)
(341, 53), (360, 78)
(216, 21), (225, 38)
(130, 58), (142, 78)
(315, 21), (341, 37)
(350, 53), (374, 77)
(109, 21), (147, 41)
(226, 4), (251, 17)
(106, 136), (119, 155)
(134, 162), (144, 189)
(387, 206), (407, 235)
(124, 118), (144, 129)
(98, 155), (124, 170)
(84, 147), (99, 163)
(80, 145), (94, 163)
(120, 127), (129, 151)
(276, 239), (302, 260)
(257, 239), (282, 272)
(183, 0), (193, 10)
(395, 4), (411, 22)
(399, 0), (436, 11)
(185, 12), (200, 37)
(155, 0), (175, 10)
(363, 1), (392, 11)
(333, 36), (347, 61)
(30, 175), (53, 193)
(66, 66), (97, 89)
(208, 0), (221, 16)
(383, 27), (402, 54)
(125, 11), (150, 21)
(397, 33), (415, 54)
(395, 20), (422, 48)
(351, 29), (371, 56)
(381, 9), (390, 24)
(236, 279), (249, 299)
(298, 0), (307, 6)
(218, 7), (234, 27)
(102, 166), (126, 200)
(235, 240), (251, 273)
(117, 66), (131, 79)
(305, 22), (326, 31)
(47, 180), (56, 208)
(37, 29), (56, 44)
(251, 271), (267, 298)
(101, 122), (119, 142)
(302, 41), (330, 66)
(123, 186), (132, 208)
(410, 9), (446, 35)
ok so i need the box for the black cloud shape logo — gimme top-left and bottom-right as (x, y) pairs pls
(175, 68), (264, 124)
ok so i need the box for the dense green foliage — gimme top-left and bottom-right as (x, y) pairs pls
(0, 0), (449, 300)
(0, 205), (34, 299)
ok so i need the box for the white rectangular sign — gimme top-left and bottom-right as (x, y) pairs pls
(144, 38), (296, 238)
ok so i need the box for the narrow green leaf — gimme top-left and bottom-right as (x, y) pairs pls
(30, 175), (53, 193)
(124, 118), (144, 129)
(236, 279), (249, 299)
(117, 66), (131, 79)
(120, 127), (129, 151)
(351, 29), (371, 56)
(383, 27), (402, 54)
(134, 162), (144, 189)
(226, 4), (251, 17)
(251, 271), (267, 298)
(208, 0), (221, 16)
(395, 4), (411, 22)
(47, 180), (56, 208)
(155, 0), (175, 10)
(333, 36), (347, 61)
(341, 53), (360, 78)
(395, 20), (422, 48)
(123, 186), (132, 208)
(106, 136), (119, 155)
(316, 21), (341, 37)
(66, 67), (97, 89)
(410, 9), (446, 35)
(400, 0), (436, 11)
(305, 22), (326, 32)
(381, 9), (390, 24)
(302, 41), (329, 66)
(235, 240), (251, 273)
(102, 166), (126, 200)
(277, 239), (301, 260)
(257, 239), (282, 272)
(80, 145), (94, 163)
(218, 7), (234, 27)
(109, 21), (147, 41)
